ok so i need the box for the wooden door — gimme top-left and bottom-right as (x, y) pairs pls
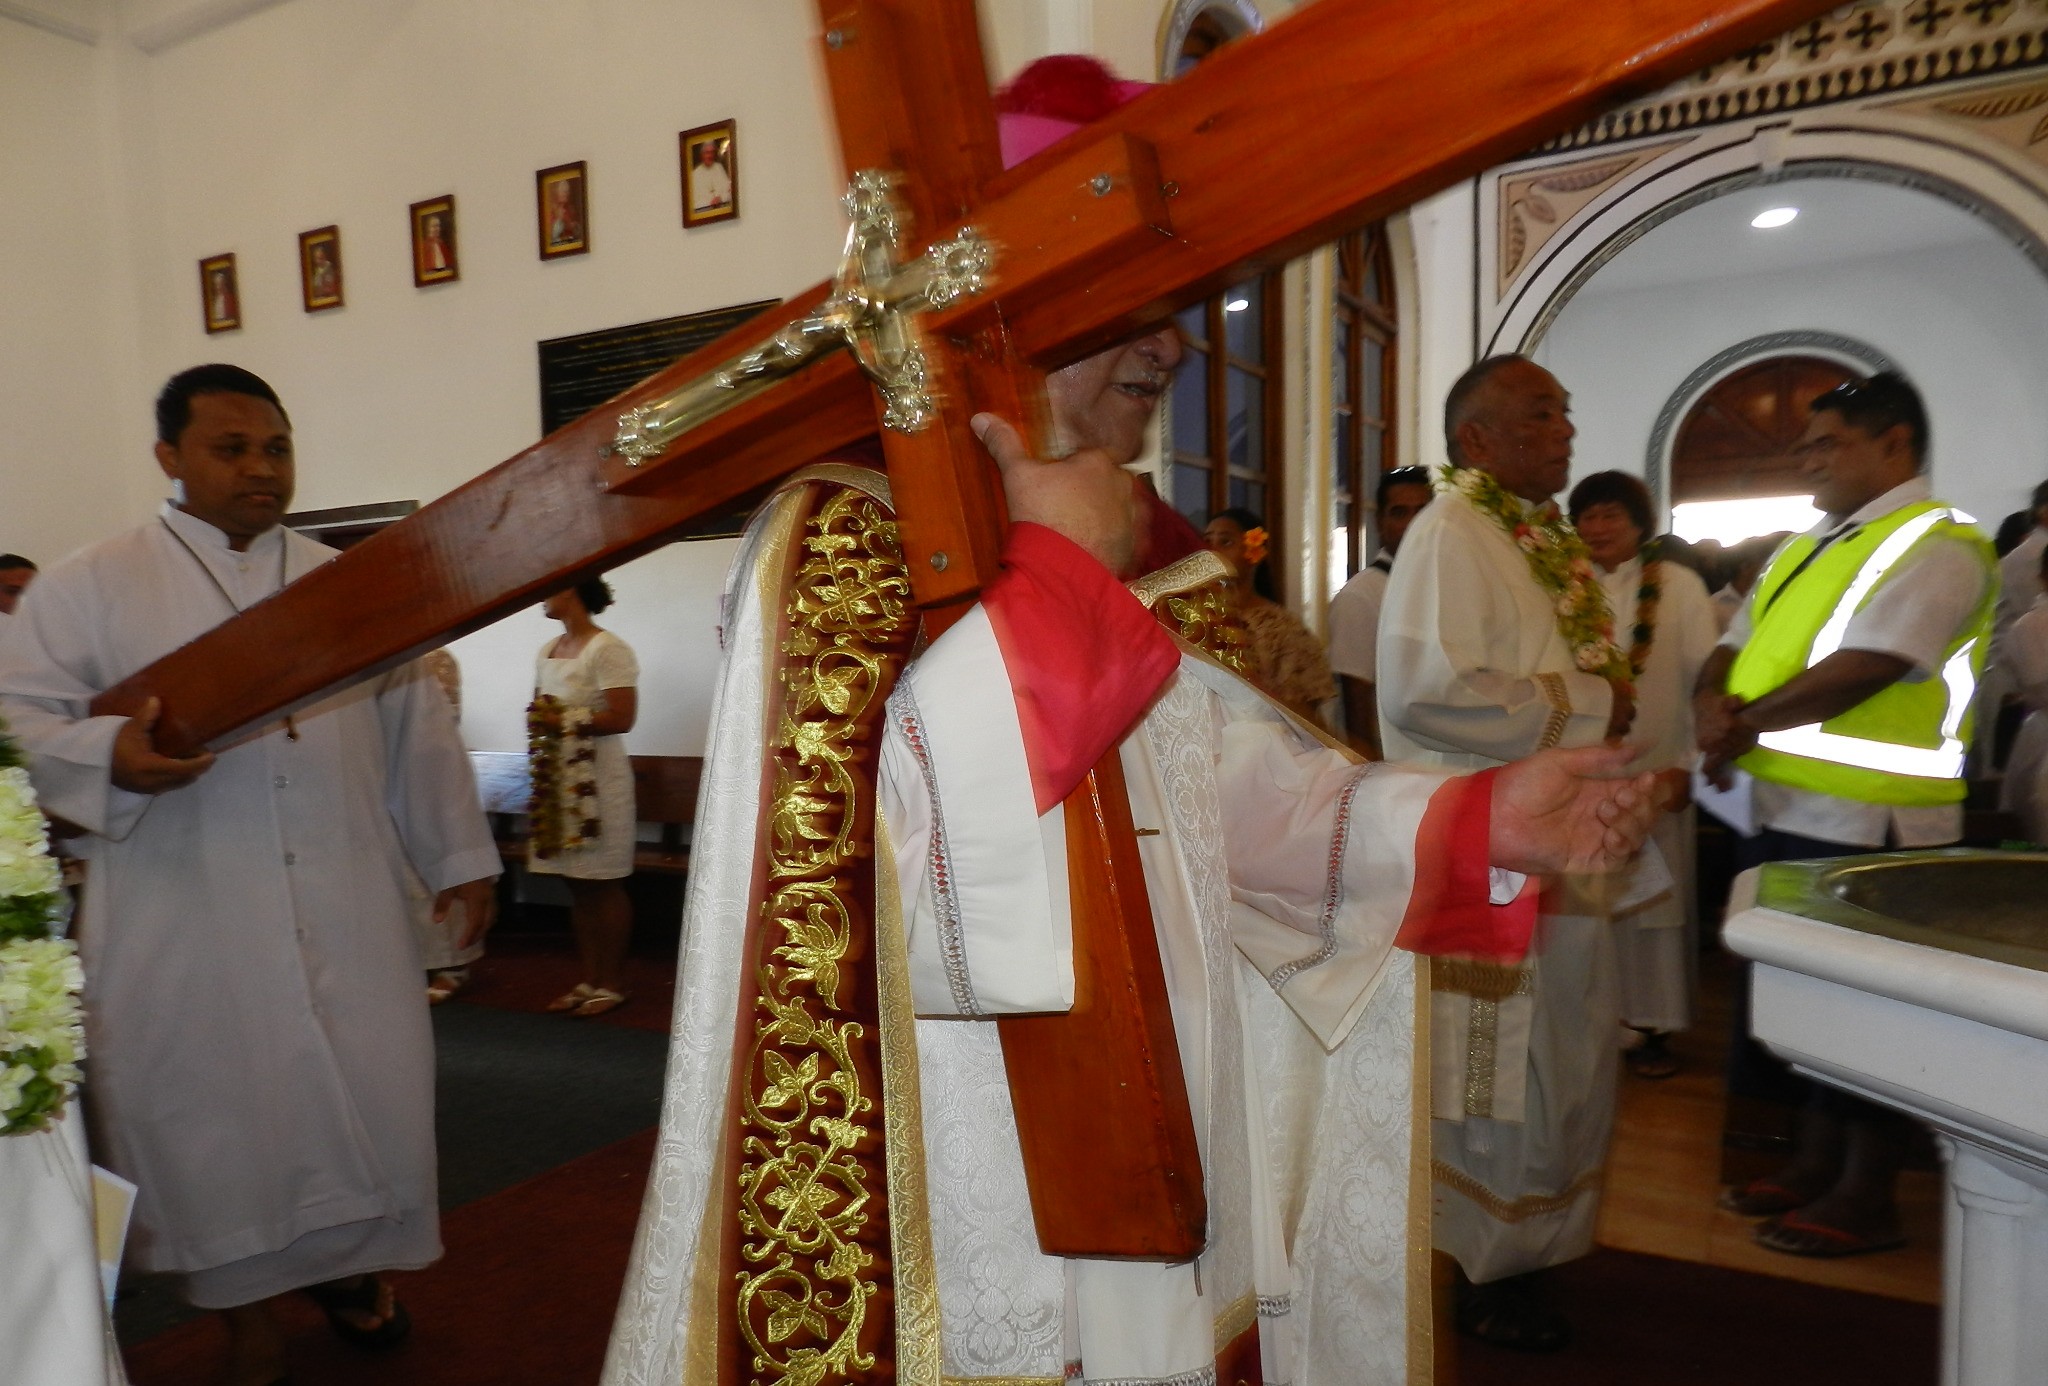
(1671, 355), (1857, 503)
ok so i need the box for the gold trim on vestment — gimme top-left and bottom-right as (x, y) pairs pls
(1407, 955), (1434, 1386)
(1462, 999), (1500, 1119)
(682, 490), (810, 1386)
(939, 1378), (1061, 1386)
(1533, 672), (1570, 751)
(1127, 550), (1233, 609)
(875, 812), (944, 1386)
(731, 483), (916, 1385)
(1212, 1290), (1259, 1352)
(1428, 960), (1534, 1003)
(1430, 1163), (1602, 1224)
(784, 460), (896, 509)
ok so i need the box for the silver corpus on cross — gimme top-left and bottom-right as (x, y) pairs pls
(603, 171), (995, 467)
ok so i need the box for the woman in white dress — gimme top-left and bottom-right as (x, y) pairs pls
(530, 579), (639, 1016)
(1569, 472), (1721, 1079)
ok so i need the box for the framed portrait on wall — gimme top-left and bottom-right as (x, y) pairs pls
(299, 226), (344, 312)
(410, 195), (459, 286)
(679, 120), (737, 227)
(536, 161), (589, 259)
(199, 253), (240, 334)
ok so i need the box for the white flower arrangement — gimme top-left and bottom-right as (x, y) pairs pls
(0, 732), (84, 1136)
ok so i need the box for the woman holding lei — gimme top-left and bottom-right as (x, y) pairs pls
(1568, 472), (1720, 1079)
(1203, 507), (1338, 725)
(529, 579), (640, 1017)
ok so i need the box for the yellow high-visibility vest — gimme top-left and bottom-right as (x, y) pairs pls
(1728, 498), (1996, 806)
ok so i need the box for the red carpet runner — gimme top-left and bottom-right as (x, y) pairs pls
(123, 1128), (657, 1386)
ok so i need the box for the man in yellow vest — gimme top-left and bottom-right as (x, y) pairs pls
(1694, 370), (1996, 1258)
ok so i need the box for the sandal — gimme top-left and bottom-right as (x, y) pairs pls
(1755, 1211), (1906, 1259)
(1718, 1178), (1813, 1217)
(573, 987), (629, 1018)
(302, 1273), (412, 1350)
(1625, 1033), (1679, 1079)
(425, 968), (470, 1005)
(546, 982), (598, 1013)
(1455, 1271), (1570, 1353)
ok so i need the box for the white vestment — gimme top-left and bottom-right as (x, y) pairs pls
(1597, 556), (1718, 1033)
(0, 505), (498, 1307)
(604, 483), (1504, 1385)
(1376, 484), (1618, 1283)
(0, 1113), (124, 1385)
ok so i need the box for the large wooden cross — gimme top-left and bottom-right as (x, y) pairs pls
(95, 0), (1826, 1271)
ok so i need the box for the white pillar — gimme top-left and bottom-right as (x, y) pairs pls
(1941, 1136), (2048, 1386)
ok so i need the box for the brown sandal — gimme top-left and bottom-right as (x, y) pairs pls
(572, 987), (629, 1018)
(546, 983), (597, 1013)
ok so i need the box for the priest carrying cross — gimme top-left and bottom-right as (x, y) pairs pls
(601, 59), (1660, 1386)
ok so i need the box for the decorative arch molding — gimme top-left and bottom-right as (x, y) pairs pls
(1484, 115), (2048, 357)
(1156, 0), (1262, 79)
(1642, 331), (1898, 514)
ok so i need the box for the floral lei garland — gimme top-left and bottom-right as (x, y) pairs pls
(0, 722), (85, 1136)
(1625, 540), (1666, 681)
(1442, 463), (1633, 689)
(527, 694), (600, 858)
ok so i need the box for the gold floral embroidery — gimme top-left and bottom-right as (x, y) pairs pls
(734, 486), (915, 1386)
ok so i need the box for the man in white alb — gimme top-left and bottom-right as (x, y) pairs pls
(0, 364), (500, 1386)
(1326, 466), (1432, 757)
(1378, 354), (1639, 1351)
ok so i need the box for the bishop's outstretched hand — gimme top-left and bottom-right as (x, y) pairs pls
(1489, 743), (1659, 877)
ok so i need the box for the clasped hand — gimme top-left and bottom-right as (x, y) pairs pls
(1692, 689), (1756, 788)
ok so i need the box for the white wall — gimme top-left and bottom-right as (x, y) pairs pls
(1538, 239), (2048, 531)
(0, 17), (131, 562)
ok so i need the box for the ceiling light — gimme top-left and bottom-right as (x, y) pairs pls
(1224, 298), (1250, 311)
(1751, 207), (1799, 229)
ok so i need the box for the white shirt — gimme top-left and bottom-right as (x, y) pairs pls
(1996, 526), (2046, 664)
(1326, 550), (1392, 682)
(1718, 476), (1990, 847)
(2010, 594), (2048, 710)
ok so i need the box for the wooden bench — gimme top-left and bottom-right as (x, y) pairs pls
(491, 753), (705, 877)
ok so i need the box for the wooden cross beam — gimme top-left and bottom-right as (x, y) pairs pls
(93, 0), (1836, 755)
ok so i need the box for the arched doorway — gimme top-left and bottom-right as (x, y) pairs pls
(1669, 354), (1853, 505)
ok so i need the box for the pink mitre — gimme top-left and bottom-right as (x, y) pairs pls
(996, 54), (1152, 169)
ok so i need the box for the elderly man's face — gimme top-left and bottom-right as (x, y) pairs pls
(1045, 325), (1183, 464)
(1459, 360), (1575, 503)
(0, 566), (32, 615)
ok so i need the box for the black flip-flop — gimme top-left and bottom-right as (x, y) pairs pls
(1755, 1212), (1907, 1259)
(303, 1275), (412, 1350)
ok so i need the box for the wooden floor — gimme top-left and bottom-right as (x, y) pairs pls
(1594, 950), (1943, 1305)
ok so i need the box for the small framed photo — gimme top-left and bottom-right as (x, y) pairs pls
(680, 120), (738, 227)
(199, 253), (240, 334)
(536, 161), (589, 259)
(409, 195), (460, 286)
(298, 225), (344, 312)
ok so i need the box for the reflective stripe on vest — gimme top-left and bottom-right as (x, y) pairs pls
(1751, 507), (1973, 781)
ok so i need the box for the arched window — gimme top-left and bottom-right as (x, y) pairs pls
(1330, 223), (1397, 583)
(1160, 1), (1283, 550)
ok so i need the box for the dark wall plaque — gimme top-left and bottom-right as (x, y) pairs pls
(537, 299), (779, 437)
(537, 299), (781, 540)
